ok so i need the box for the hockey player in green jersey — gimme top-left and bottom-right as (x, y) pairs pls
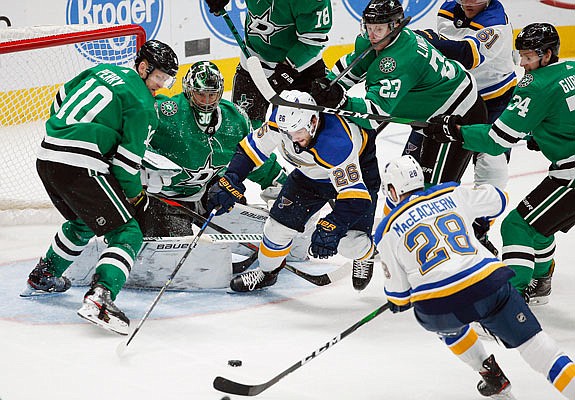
(205, 0), (332, 127)
(21, 40), (179, 335)
(139, 61), (287, 239)
(424, 23), (575, 305)
(311, 0), (487, 188)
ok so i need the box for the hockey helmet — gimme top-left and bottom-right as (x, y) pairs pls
(183, 61), (224, 125)
(135, 40), (179, 87)
(515, 23), (560, 61)
(362, 0), (404, 25)
(275, 90), (319, 138)
(381, 155), (424, 206)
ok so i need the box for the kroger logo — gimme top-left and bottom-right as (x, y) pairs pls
(66, 0), (163, 64)
(342, 0), (439, 25)
(200, 1), (246, 47)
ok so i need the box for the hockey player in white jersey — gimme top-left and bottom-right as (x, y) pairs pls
(208, 90), (381, 292)
(408, 0), (517, 254)
(375, 155), (575, 399)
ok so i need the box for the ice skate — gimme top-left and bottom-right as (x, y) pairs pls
(20, 258), (71, 297)
(524, 261), (554, 306)
(477, 355), (515, 399)
(77, 284), (130, 335)
(352, 250), (376, 291)
(230, 267), (280, 292)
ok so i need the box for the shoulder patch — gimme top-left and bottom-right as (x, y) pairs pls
(160, 100), (178, 116)
(379, 57), (397, 73)
(518, 74), (534, 88)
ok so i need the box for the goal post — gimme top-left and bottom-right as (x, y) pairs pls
(0, 24), (146, 225)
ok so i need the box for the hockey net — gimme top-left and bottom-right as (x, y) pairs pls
(0, 24), (146, 225)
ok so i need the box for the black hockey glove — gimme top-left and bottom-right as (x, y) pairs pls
(130, 190), (149, 222)
(527, 137), (541, 152)
(207, 173), (246, 216)
(309, 215), (347, 259)
(423, 114), (463, 143)
(311, 77), (347, 109)
(205, 0), (229, 15)
(472, 217), (498, 256)
(269, 62), (298, 92)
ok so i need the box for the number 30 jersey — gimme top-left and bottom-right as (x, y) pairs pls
(374, 182), (509, 314)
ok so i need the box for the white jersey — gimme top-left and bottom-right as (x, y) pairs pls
(437, 0), (516, 101)
(374, 182), (509, 313)
(238, 108), (371, 202)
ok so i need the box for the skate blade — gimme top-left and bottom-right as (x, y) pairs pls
(77, 304), (129, 336)
(490, 385), (516, 400)
(528, 296), (550, 306)
(19, 284), (65, 298)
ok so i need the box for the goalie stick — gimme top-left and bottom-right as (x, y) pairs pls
(149, 194), (350, 287)
(117, 209), (217, 355)
(213, 303), (391, 396)
(246, 56), (429, 129)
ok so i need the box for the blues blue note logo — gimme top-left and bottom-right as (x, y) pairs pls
(342, 0), (439, 24)
(200, 2), (246, 47)
(66, 0), (164, 64)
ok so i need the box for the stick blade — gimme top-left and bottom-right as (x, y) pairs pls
(246, 56), (277, 102)
(213, 376), (267, 396)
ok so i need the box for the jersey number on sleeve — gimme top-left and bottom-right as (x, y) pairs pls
(405, 213), (476, 274)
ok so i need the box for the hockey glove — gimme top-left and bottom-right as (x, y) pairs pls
(309, 215), (347, 259)
(423, 114), (463, 143)
(130, 190), (149, 221)
(472, 217), (499, 256)
(269, 62), (298, 92)
(527, 137), (541, 152)
(207, 173), (246, 216)
(413, 29), (445, 42)
(311, 77), (347, 109)
(205, 0), (229, 15)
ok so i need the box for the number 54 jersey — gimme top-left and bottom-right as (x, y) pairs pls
(374, 182), (509, 314)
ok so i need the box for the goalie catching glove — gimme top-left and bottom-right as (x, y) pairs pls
(423, 114), (463, 143)
(207, 173), (246, 216)
(309, 214), (347, 259)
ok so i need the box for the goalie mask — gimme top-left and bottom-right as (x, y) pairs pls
(275, 90), (319, 151)
(382, 155), (424, 206)
(135, 40), (178, 89)
(183, 61), (224, 127)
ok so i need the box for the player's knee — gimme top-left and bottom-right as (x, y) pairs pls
(263, 217), (298, 247)
(104, 219), (144, 258)
(338, 230), (372, 259)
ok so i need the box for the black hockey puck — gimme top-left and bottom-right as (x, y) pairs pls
(228, 359), (242, 367)
(221, 397), (231, 400)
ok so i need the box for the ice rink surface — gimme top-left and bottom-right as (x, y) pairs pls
(1, 122), (574, 400)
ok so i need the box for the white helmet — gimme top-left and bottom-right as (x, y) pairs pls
(276, 90), (319, 137)
(382, 155), (424, 206)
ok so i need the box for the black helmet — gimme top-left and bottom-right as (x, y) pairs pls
(135, 40), (179, 77)
(362, 0), (404, 25)
(515, 23), (560, 60)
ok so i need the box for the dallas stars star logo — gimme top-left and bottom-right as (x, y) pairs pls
(175, 153), (223, 188)
(379, 57), (397, 73)
(247, 8), (289, 45)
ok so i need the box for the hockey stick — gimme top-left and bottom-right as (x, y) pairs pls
(213, 302), (391, 396)
(220, 10), (251, 59)
(149, 194), (349, 286)
(144, 233), (263, 244)
(117, 209), (217, 356)
(329, 16), (411, 87)
(246, 56), (429, 129)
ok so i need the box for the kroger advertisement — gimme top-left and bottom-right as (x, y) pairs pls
(2, 0), (574, 87)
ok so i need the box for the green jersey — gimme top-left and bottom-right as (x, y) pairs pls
(330, 29), (478, 130)
(149, 94), (285, 201)
(37, 64), (157, 198)
(244, 0), (332, 70)
(462, 61), (575, 183)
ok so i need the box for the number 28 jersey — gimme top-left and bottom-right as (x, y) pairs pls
(374, 182), (509, 314)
